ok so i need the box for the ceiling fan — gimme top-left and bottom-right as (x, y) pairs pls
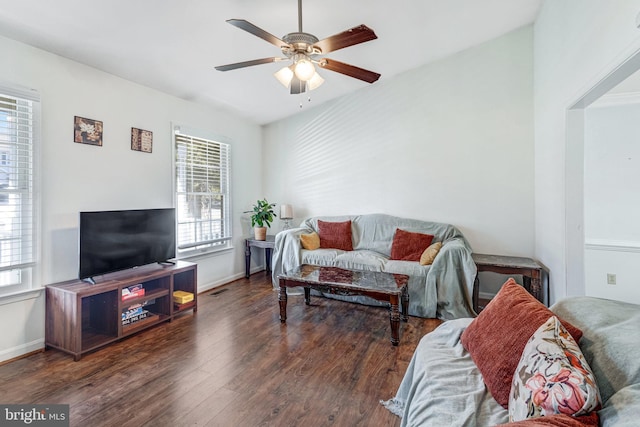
(215, 0), (381, 94)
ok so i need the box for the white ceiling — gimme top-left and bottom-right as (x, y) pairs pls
(0, 0), (542, 125)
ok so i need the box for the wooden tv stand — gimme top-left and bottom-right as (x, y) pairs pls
(45, 261), (197, 361)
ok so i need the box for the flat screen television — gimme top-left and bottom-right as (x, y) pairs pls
(79, 208), (176, 280)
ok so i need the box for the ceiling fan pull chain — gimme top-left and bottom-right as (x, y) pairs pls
(298, 93), (312, 109)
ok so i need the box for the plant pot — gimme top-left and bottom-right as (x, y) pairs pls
(254, 227), (267, 241)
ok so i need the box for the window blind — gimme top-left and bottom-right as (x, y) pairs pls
(174, 131), (231, 252)
(0, 88), (37, 290)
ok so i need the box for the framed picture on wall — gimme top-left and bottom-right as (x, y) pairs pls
(74, 116), (103, 146)
(131, 127), (153, 153)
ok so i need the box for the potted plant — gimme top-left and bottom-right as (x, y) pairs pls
(245, 198), (276, 240)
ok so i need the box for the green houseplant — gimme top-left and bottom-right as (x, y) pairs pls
(245, 198), (276, 240)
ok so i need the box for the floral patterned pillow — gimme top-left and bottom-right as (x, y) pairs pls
(509, 315), (601, 422)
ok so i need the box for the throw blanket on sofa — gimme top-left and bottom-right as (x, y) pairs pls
(271, 213), (476, 319)
(381, 318), (509, 426)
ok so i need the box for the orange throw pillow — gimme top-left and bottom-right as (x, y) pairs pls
(390, 229), (434, 261)
(419, 241), (443, 265)
(318, 220), (353, 251)
(460, 278), (583, 409)
(300, 232), (320, 250)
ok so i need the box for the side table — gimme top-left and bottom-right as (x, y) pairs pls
(245, 235), (276, 278)
(472, 253), (547, 312)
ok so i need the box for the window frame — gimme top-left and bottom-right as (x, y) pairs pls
(0, 82), (40, 299)
(172, 124), (233, 258)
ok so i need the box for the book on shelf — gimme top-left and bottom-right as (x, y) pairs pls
(121, 299), (157, 320)
(122, 310), (150, 326)
(174, 301), (194, 311)
(122, 312), (160, 330)
(122, 284), (145, 301)
(173, 290), (194, 304)
(122, 305), (143, 320)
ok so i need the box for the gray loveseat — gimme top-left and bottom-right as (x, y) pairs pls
(382, 296), (640, 426)
(271, 213), (476, 319)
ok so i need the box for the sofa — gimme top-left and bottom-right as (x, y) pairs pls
(382, 279), (640, 427)
(271, 213), (477, 319)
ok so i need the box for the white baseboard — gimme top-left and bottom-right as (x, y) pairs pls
(197, 266), (268, 293)
(0, 339), (44, 364)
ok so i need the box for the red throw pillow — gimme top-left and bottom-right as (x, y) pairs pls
(318, 220), (353, 251)
(460, 278), (583, 409)
(390, 229), (434, 261)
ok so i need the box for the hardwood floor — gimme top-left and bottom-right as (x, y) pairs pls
(0, 272), (442, 427)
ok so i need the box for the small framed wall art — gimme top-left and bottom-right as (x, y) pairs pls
(74, 116), (103, 146)
(131, 127), (153, 153)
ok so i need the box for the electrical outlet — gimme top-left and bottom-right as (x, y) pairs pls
(607, 273), (617, 285)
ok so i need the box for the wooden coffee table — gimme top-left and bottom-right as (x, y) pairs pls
(278, 265), (409, 346)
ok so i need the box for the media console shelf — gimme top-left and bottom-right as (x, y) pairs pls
(45, 261), (197, 361)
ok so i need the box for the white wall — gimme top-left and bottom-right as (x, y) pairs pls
(585, 100), (640, 242)
(534, 0), (640, 304)
(583, 98), (640, 303)
(263, 26), (534, 258)
(0, 35), (262, 362)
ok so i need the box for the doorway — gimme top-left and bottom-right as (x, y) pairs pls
(565, 47), (640, 300)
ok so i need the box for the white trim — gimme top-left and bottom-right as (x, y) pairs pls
(0, 287), (42, 306)
(585, 239), (640, 253)
(590, 91), (640, 108)
(0, 338), (44, 363)
(569, 42), (640, 110)
(178, 236), (232, 251)
(564, 108), (585, 298)
(0, 82), (39, 102)
(172, 123), (233, 146)
(177, 244), (235, 261)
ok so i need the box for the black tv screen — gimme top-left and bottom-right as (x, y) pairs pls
(79, 208), (176, 280)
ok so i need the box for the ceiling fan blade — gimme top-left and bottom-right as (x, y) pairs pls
(215, 57), (281, 71)
(319, 59), (381, 84)
(227, 19), (288, 48)
(290, 76), (306, 94)
(313, 25), (377, 54)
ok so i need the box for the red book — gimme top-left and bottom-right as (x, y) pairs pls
(122, 286), (145, 301)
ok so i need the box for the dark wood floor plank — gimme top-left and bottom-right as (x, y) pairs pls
(0, 272), (443, 426)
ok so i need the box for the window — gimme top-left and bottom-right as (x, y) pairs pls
(174, 126), (231, 255)
(0, 85), (39, 296)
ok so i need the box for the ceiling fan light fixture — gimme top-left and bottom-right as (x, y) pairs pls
(293, 55), (315, 81)
(307, 71), (324, 91)
(274, 65), (294, 88)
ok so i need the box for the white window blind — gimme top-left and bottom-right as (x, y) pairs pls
(0, 85), (38, 294)
(174, 129), (231, 253)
